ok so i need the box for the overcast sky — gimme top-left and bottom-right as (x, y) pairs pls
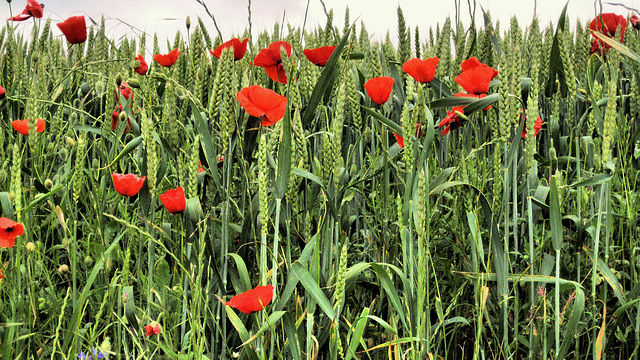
(6, 0), (639, 50)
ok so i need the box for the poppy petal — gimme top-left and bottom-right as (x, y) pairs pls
(226, 284), (274, 314)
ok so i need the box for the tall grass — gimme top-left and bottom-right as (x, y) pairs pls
(0, 2), (639, 359)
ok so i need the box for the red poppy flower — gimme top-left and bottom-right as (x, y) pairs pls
(393, 123), (422, 148)
(364, 77), (394, 105)
(303, 45), (337, 67)
(57, 16), (87, 45)
(12, 119), (45, 135)
(134, 55), (149, 75)
(116, 82), (134, 102)
(631, 14), (640, 31)
(439, 106), (465, 135)
(236, 85), (287, 126)
(8, 0), (43, 22)
(0, 85), (5, 100)
(154, 49), (181, 68)
(112, 173), (146, 197)
(144, 323), (161, 336)
(455, 58), (498, 95)
(112, 105), (132, 133)
(590, 13), (627, 41)
(402, 57), (439, 84)
(0, 217), (24, 248)
(197, 161), (205, 173)
(521, 115), (543, 138)
(253, 41), (292, 84)
(226, 284), (274, 314)
(160, 186), (186, 214)
(210, 38), (249, 61)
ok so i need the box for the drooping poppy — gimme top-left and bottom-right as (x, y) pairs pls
(57, 16), (87, 45)
(521, 115), (543, 139)
(225, 284), (274, 314)
(112, 173), (146, 197)
(455, 59), (498, 95)
(236, 85), (287, 126)
(253, 41), (292, 84)
(303, 45), (337, 67)
(631, 14), (640, 30)
(112, 105), (132, 133)
(0, 217), (24, 248)
(8, 0), (43, 22)
(402, 57), (439, 84)
(134, 55), (149, 75)
(439, 106), (465, 135)
(589, 13), (627, 41)
(12, 119), (46, 135)
(364, 77), (394, 105)
(144, 323), (161, 336)
(210, 38), (249, 61)
(154, 49), (181, 68)
(394, 123), (422, 148)
(160, 186), (186, 214)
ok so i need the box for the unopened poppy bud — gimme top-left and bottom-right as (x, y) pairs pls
(118, 111), (127, 123)
(26, 242), (35, 252)
(95, 81), (105, 95)
(186, 15), (191, 30)
(44, 179), (53, 189)
(6, 0), (11, 4)
(58, 264), (69, 274)
(92, 158), (100, 170)
(126, 78), (141, 88)
(115, 73), (123, 87)
(32, 53), (38, 63)
(62, 238), (69, 249)
(66, 136), (76, 147)
(84, 256), (93, 266)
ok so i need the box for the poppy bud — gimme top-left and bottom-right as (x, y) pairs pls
(118, 111), (127, 123)
(44, 179), (53, 189)
(126, 78), (141, 88)
(84, 256), (93, 266)
(58, 264), (69, 274)
(95, 81), (105, 95)
(32, 53), (38, 63)
(66, 136), (76, 147)
(26, 242), (35, 252)
(186, 15), (191, 30)
(115, 73), (123, 87)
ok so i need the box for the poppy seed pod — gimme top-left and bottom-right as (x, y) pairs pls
(186, 15), (191, 30)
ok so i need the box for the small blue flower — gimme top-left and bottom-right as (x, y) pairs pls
(77, 352), (86, 360)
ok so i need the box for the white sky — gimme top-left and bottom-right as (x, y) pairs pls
(6, 0), (639, 50)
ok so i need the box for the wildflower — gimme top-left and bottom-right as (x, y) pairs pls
(402, 57), (439, 83)
(133, 55), (148, 75)
(236, 85), (287, 126)
(303, 45), (337, 67)
(11, 119), (46, 135)
(153, 48), (181, 68)
(0, 85), (5, 100)
(631, 14), (640, 30)
(144, 323), (162, 336)
(8, 0), (43, 22)
(112, 173), (146, 197)
(197, 161), (205, 173)
(160, 186), (186, 214)
(57, 16), (87, 44)
(210, 38), (249, 61)
(455, 58), (498, 95)
(116, 82), (133, 102)
(77, 347), (106, 359)
(438, 106), (465, 135)
(253, 41), (292, 84)
(521, 115), (543, 139)
(589, 13), (627, 55)
(393, 123), (422, 148)
(225, 284), (274, 314)
(364, 76), (394, 105)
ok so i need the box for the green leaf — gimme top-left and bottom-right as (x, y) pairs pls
(544, 1), (569, 97)
(274, 109), (292, 200)
(359, 105), (402, 135)
(282, 312), (302, 360)
(370, 263), (408, 331)
(462, 93), (500, 115)
(344, 307), (369, 360)
(302, 24), (352, 127)
(106, 136), (142, 168)
(225, 306), (258, 360)
(591, 31), (640, 63)
(291, 262), (336, 320)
